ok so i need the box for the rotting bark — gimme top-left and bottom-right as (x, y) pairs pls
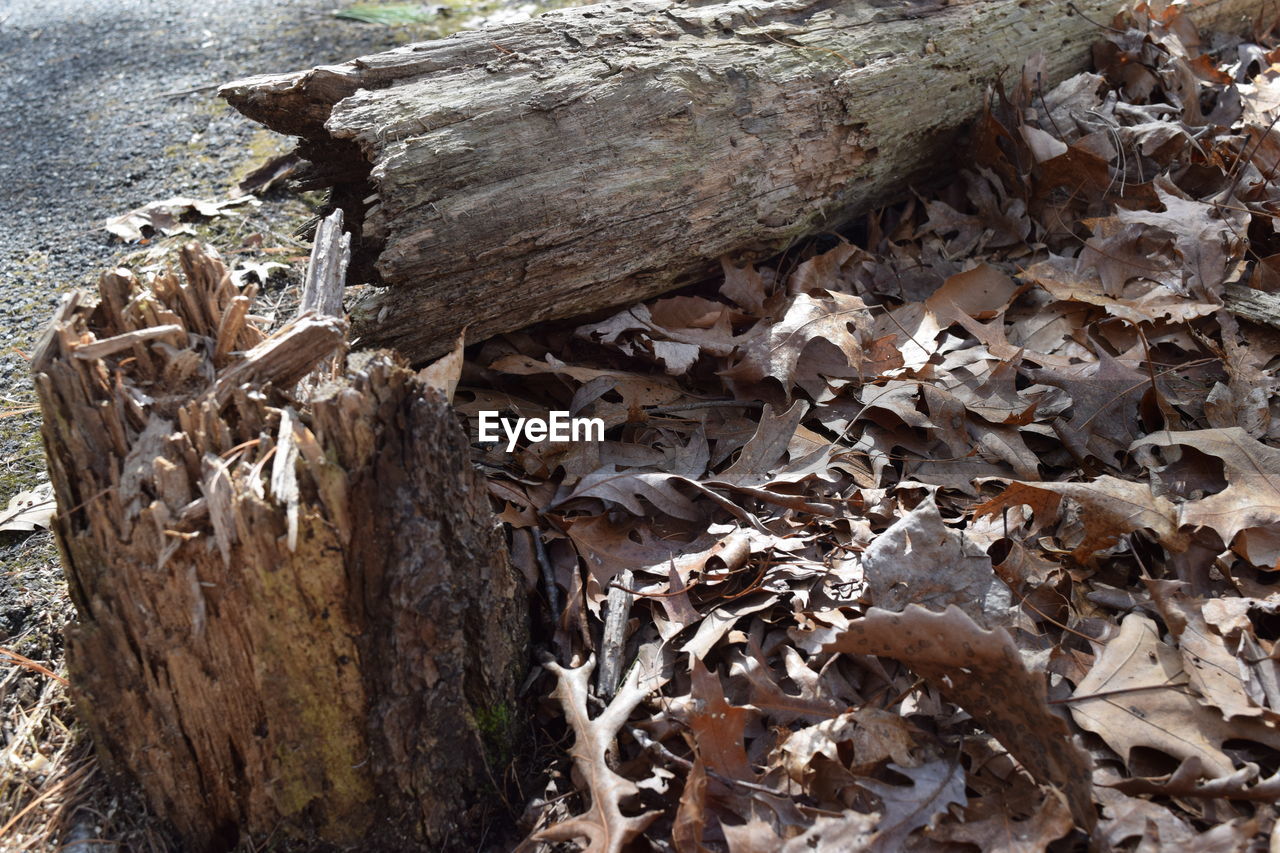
(33, 230), (527, 851)
(221, 0), (1266, 363)
(1225, 281), (1280, 329)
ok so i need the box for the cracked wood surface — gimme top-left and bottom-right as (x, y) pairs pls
(223, 0), (1266, 363)
(34, 244), (527, 851)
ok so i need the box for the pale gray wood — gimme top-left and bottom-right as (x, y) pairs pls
(1225, 282), (1280, 329)
(297, 209), (350, 320)
(222, 0), (1264, 363)
(596, 568), (635, 700)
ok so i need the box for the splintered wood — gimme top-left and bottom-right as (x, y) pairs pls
(33, 240), (527, 851)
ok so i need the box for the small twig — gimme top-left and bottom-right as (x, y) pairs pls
(629, 725), (783, 797)
(1049, 681), (1193, 705)
(152, 82), (221, 100)
(532, 524), (562, 622)
(1065, 1), (1127, 34)
(640, 400), (765, 418)
(595, 570), (634, 700)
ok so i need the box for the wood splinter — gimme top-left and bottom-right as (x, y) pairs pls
(35, 222), (528, 852)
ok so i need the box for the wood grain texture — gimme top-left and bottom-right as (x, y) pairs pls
(35, 244), (527, 851)
(222, 0), (1268, 363)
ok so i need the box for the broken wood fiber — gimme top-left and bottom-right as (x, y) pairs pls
(221, 0), (1265, 363)
(33, 237), (528, 851)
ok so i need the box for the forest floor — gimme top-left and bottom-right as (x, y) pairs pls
(8, 1), (1280, 852)
(0, 1), (563, 848)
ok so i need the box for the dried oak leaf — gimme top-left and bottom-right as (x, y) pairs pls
(562, 515), (730, 589)
(928, 791), (1073, 853)
(776, 811), (878, 852)
(801, 606), (1095, 831)
(723, 815), (792, 852)
(1109, 755), (1280, 800)
(1024, 347), (1152, 464)
(575, 297), (741, 372)
(924, 263), (1022, 328)
(1096, 786), (1257, 850)
(686, 658), (757, 783)
(104, 195), (255, 242)
(1068, 613), (1280, 779)
(720, 258), (772, 317)
(672, 757), (712, 853)
(553, 467), (762, 532)
(732, 642), (849, 725)
(1024, 254), (1219, 324)
(1115, 179), (1248, 297)
(555, 467), (703, 521)
(1131, 427), (1280, 560)
(926, 788), (1075, 845)
(973, 477), (1184, 561)
(857, 759), (967, 852)
(488, 354), (686, 427)
(1148, 580), (1268, 720)
(798, 604), (1090, 829)
(776, 707), (918, 787)
(716, 400), (809, 486)
(537, 654), (660, 853)
(861, 497), (1014, 626)
(722, 291), (869, 394)
(416, 329), (465, 404)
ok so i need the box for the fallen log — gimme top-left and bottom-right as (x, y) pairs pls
(222, 0), (1264, 363)
(34, 224), (528, 851)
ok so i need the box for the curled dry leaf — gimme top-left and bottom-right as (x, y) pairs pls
(671, 756), (711, 853)
(802, 605), (1095, 831)
(776, 706), (918, 787)
(861, 496), (1014, 626)
(1115, 180), (1248, 297)
(1108, 755), (1280, 800)
(104, 195), (256, 242)
(1024, 349), (1152, 464)
(488, 353), (688, 427)
(1148, 580), (1268, 720)
(777, 810), (878, 853)
(974, 477), (1185, 561)
(681, 659), (758, 783)
(928, 791), (1073, 853)
(416, 329), (466, 403)
(1024, 254), (1220, 324)
(1096, 786), (1257, 851)
(0, 481), (56, 532)
(721, 291), (870, 393)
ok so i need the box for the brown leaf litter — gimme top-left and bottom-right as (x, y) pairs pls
(16, 2), (1280, 851)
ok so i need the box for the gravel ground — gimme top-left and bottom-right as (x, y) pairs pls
(0, 1), (465, 848)
(0, 1), (408, 610)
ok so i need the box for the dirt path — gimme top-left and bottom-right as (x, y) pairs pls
(0, 3), (417, 848)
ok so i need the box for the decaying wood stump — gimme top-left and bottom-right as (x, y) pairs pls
(221, 0), (1265, 362)
(33, 230), (527, 851)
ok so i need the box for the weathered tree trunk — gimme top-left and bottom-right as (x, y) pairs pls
(221, 0), (1263, 363)
(33, 228), (527, 851)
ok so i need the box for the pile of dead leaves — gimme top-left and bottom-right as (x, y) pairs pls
(453, 5), (1280, 851)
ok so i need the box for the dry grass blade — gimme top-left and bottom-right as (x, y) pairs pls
(0, 648), (66, 686)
